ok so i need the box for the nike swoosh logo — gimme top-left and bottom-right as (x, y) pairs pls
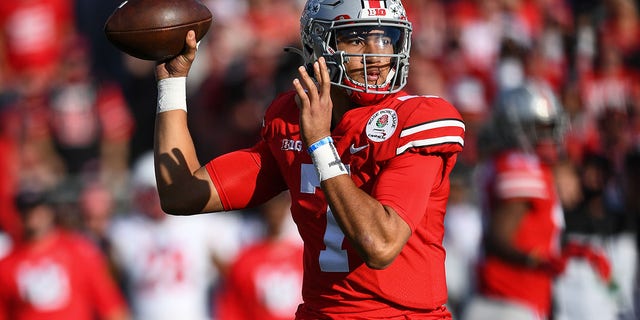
(349, 143), (369, 154)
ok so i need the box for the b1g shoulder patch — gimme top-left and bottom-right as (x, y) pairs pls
(366, 108), (398, 142)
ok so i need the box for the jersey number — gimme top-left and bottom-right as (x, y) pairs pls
(301, 164), (349, 272)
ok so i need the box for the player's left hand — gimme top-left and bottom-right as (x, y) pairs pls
(293, 57), (333, 147)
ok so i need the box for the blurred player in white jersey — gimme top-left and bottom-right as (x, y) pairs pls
(109, 151), (243, 320)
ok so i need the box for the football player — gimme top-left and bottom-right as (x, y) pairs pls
(464, 81), (567, 320)
(108, 152), (243, 320)
(0, 188), (130, 320)
(153, 0), (465, 318)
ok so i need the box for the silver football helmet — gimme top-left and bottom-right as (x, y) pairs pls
(491, 81), (566, 152)
(298, 0), (412, 96)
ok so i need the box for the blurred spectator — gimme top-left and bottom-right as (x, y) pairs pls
(245, 0), (301, 49)
(0, 75), (66, 194)
(0, 188), (130, 320)
(49, 35), (134, 196)
(73, 0), (127, 83)
(205, 0), (248, 25)
(0, 135), (22, 243)
(449, 80), (488, 166)
(447, 0), (504, 89)
(215, 191), (303, 320)
(188, 0), (305, 162)
(0, 88), (66, 244)
(623, 147), (640, 251)
(581, 42), (636, 118)
(0, 32), (129, 247)
(527, 0), (573, 91)
(443, 165), (482, 319)
(119, 57), (158, 165)
(595, 107), (634, 172)
(0, 228), (10, 260)
(77, 179), (121, 281)
(79, 180), (116, 253)
(0, 0), (75, 95)
(191, 37), (303, 161)
(494, 38), (529, 92)
(554, 159), (583, 215)
(572, 8), (599, 77)
(554, 240), (618, 320)
(623, 148), (640, 318)
(557, 153), (638, 320)
(405, 0), (448, 59)
(598, 0), (640, 67)
(572, 43), (637, 164)
(464, 81), (568, 320)
(563, 154), (628, 237)
(108, 151), (244, 320)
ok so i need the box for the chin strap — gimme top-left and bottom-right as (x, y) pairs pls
(283, 46), (304, 57)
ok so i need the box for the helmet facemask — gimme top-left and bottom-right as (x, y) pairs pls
(298, 0), (412, 100)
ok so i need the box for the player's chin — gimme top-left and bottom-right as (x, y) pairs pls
(359, 76), (388, 87)
(352, 68), (391, 85)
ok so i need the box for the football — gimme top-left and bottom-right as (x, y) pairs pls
(104, 0), (212, 61)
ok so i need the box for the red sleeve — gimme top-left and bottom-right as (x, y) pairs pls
(0, 260), (9, 320)
(206, 140), (287, 211)
(395, 97), (465, 156)
(372, 151), (444, 231)
(494, 152), (547, 200)
(74, 237), (128, 318)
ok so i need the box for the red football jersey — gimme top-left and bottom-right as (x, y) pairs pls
(0, 0), (73, 72)
(206, 91), (465, 317)
(0, 230), (127, 320)
(216, 239), (304, 320)
(476, 150), (564, 316)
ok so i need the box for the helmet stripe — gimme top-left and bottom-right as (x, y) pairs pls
(363, 0), (385, 9)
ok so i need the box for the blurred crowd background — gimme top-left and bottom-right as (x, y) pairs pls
(0, 0), (639, 319)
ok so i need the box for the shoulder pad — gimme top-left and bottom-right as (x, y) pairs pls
(493, 151), (548, 199)
(394, 95), (465, 155)
(261, 91), (298, 141)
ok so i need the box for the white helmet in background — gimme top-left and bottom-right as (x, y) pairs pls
(130, 151), (165, 219)
(131, 151), (157, 190)
(488, 81), (567, 163)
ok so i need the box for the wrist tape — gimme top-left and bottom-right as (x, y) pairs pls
(308, 137), (347, 181)
(157, 77), (187, 113)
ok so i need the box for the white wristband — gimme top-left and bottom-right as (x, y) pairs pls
(308, 137), (347, 181)
(157, 77), (187, 113)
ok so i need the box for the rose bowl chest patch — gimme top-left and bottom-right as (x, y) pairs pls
(366, 108), (397, 142)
